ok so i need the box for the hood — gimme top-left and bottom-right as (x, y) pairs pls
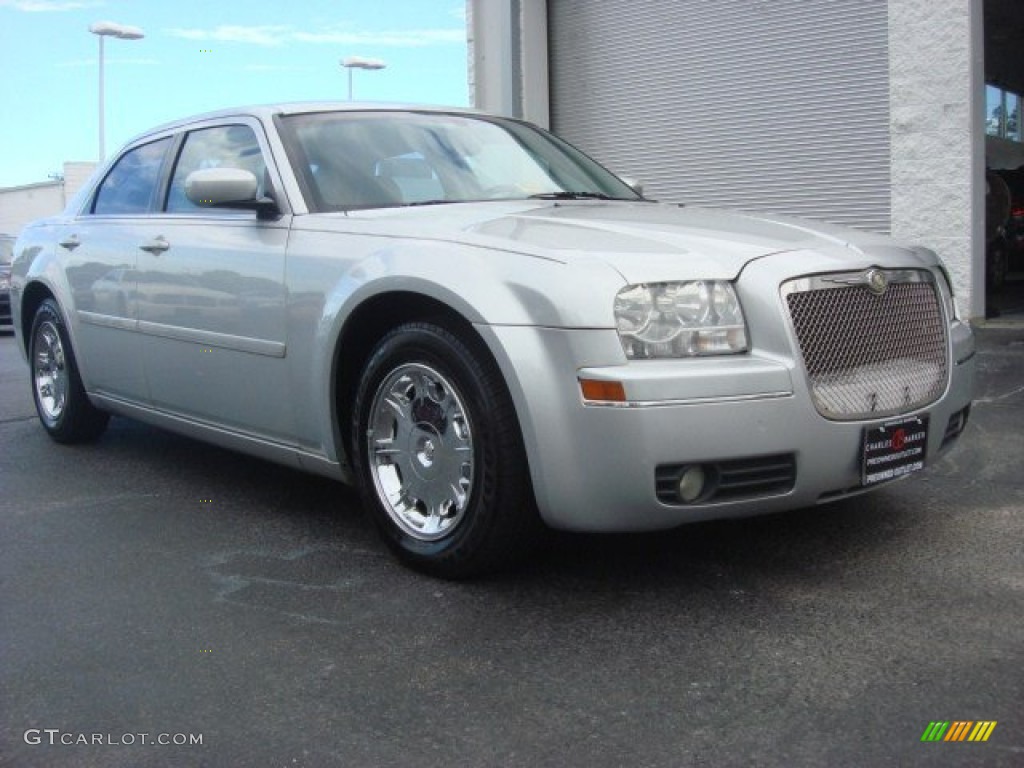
(302, 200), (913, 283)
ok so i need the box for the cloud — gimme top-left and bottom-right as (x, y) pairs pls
(242, 64), (313, 73)
(58, 57), (159, 67)
(166, 24), (464, 48)
(0, 0), (102, 10)
(292, 28), (465, 46)
(167, 25), (291, 46)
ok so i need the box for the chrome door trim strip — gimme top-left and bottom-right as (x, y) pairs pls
(136, 319), (286, 357)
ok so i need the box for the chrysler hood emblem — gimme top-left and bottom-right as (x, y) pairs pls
(822, 268), (890, 295)
(865, 268), (888, 295)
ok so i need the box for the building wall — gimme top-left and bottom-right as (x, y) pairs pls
(63, 162), (99, 203)
(888, 0), (983, 317)
(468, 0), (549, 127)
(0, 182), (64, 236)
(0, 161), (97, 237)
(547, 0), (893, 233)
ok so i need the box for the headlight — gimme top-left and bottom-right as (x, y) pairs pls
(613, 280), (748, 359)
(0, 274), (10, 291)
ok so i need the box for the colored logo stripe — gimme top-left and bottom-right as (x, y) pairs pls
(921, 721), (997, 742)
(945, 721), (973, 741)
(968, 722), (997, 742)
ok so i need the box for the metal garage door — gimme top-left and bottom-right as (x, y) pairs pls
(549, 0), (892, 232)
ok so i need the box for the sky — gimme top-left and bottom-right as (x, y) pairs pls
(0, 0), (470, 188)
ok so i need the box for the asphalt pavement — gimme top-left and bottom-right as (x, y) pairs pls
(0, 325), (1022, 767)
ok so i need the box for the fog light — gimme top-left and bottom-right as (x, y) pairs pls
(677, 465), (706, 503)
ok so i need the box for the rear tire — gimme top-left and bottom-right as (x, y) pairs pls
(352, 321), (539, 578)
(29, 298), (109, 443)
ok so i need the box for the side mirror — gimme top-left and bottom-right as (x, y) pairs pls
(185, 168), (279, 216)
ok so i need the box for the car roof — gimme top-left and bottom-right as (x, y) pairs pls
(132, 101), (485, 143)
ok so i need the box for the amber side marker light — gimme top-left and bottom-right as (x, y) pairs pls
(579, 379), (627, 403)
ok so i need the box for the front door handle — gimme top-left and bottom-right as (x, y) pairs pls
(58, 235), (81, 250)
(139, 236), (170, 255)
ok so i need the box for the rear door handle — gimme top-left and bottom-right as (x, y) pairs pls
(139, 236), (170, 255)
(59, 235), (81, 250)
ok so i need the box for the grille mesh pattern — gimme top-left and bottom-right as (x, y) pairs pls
(785, 279), (948, 420)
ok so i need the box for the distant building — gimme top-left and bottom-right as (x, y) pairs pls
(0, 162), (98, 236)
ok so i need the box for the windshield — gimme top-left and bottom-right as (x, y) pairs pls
(279, 111), (641, 212)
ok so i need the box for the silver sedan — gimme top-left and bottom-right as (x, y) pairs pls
(9, 104), (975, 577)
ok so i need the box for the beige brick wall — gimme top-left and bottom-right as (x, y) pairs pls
(63, 161), (99, 205)
(0, 182), (64, 237)
(889, 0), (985, 318)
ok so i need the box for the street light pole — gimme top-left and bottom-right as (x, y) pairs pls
(89, 21), (144, 162)
(340, 56), (386, 101)
(97, 32), (104, 161)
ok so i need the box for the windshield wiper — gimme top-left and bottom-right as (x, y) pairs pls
(402, 199), (459, 207)
(528, 191), (620, 201)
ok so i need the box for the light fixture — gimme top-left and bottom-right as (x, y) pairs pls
(89, 20), (145, 161)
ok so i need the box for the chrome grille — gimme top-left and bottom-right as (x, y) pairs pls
(783, 271), (948, 420)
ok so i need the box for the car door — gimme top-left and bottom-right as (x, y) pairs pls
(133, 119), (294, 441)
(60, 136), (173, 402)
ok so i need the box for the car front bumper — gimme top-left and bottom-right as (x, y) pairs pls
(479, 318), (975, 533)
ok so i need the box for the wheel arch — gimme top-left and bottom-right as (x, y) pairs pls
(19, 281), (57, 356)
(331, 290), (513, 467)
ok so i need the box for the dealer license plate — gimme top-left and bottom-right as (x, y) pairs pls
(861, 414), (929, 486)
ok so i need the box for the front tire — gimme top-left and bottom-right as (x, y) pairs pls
(29, 298), (109, 443)
(352, 322), (538, 578)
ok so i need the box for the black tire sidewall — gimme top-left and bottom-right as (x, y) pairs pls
(352, 322), (528, 575)
(29, 299), (107, 442)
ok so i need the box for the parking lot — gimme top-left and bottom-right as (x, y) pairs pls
(1, 326), (1022, 767)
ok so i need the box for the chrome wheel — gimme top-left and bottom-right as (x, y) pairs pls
(353, 322), (538, 577)
(33, 319), (68, 423)
(28, 298), (109, 443)
(366, 363), (474, 541)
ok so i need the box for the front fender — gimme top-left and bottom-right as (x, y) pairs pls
(284, 232), (626, 463)
(329, 239), (626, 329)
